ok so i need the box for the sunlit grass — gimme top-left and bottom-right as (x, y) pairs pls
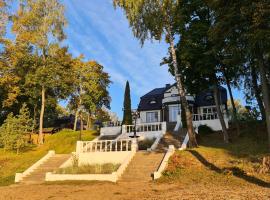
(160, 133), (270, 187)
(0, 129), (97, 186)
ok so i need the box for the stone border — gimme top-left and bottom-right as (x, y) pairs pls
(15, 150), (55, 183)
(153, 145), (175, 180)
(45, 150), (136, 182)
(46, 172), (118, 182)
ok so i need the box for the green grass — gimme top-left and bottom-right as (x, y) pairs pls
(160, 133), (270, 188)
(56, 163), (120, 174)
(0, 129), (97, 186)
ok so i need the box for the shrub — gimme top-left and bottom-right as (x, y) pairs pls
(198, 125), (214, 135)
(138, 138), (155, 150)
(0, 104), (32, 154)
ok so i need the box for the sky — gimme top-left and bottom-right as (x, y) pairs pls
(61, 0), (245, 118)
(62, 0), (174, 118)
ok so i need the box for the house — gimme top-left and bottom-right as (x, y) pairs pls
(137, 83), (229, 131)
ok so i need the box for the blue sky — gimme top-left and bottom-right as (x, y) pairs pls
(62, 0), (174, 118)
(61, 0), (245, 118)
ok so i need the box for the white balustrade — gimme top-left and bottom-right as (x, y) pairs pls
(193, 113), (219, 121)
(124, 122), (164, 134)
(77, 139), (135, 153)
(103, 121), (122, 127)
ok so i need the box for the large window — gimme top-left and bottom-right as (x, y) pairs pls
(169, 105), (180, 122)
(146, 112), (158, 123)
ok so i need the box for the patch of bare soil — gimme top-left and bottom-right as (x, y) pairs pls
(0, 181), (269, 200)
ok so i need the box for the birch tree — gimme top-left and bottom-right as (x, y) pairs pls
(113, 0), (198, 147)
(12, 0), (67, 144)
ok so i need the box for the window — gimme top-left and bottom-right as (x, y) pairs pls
(149, 100), (157, 104)
(169, 105), (180, 122)
(146, 112), (158, 123)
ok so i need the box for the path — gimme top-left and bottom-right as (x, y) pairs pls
(121, 151), (164, 182)
(20, 154), (71, 184)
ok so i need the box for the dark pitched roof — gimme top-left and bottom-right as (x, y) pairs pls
(138, 87), (166, 111)
(138, 84), (228, 111)
(195, 86), (227, 107)
(141, 87), (167, 98)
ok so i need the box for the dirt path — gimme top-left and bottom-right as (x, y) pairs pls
(0, 180), (269, 200)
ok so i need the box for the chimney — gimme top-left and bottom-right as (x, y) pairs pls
(165, 84), (170, 88)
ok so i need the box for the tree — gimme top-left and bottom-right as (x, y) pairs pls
(162, 0), (230, 142)
(70, 57), (111, 133)
(0, 103), (32, 154)
(209, 0), (270, 147)
(122, 81), (132, 125)
(12, 0), (69, 144)
(114, 0), (197, 147)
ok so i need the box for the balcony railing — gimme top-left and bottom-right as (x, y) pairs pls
(102, 121), (122, 127)
(192, 113), (220, 121)
(123, 122), (165, 134)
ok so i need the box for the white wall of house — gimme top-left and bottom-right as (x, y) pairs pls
(100, 127), (121, 136)
(193, 117), (229, 131)
(139, 110), (161, 123)
(163, 86), (194, 104)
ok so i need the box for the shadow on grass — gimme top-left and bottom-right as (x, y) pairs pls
(188, 150), (270, 188)
(198, 133), (269, 159)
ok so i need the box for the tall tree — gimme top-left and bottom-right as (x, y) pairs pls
(114, 0), (198, 147)
(12, 0), (67, 144)
(209, 0), (270, 147)
(70, 57), (111, 132)
(122, 81), (132, 125)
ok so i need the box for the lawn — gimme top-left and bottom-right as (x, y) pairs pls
(161, 132), (270, 189)
(0, 129), (97, 186)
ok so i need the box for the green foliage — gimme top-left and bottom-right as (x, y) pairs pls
(122, 81), (132, 125)
(0, 104), (32, 153)
(138, 138), (155, 150)
(198, 125), (214, 136)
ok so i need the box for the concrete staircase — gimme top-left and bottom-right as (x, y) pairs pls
(120, 151), (164, 182)
(157, 128), (187, 151)
(20, 154), (70, 184)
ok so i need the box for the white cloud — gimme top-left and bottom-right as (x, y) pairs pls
(63, 0), (174, 97)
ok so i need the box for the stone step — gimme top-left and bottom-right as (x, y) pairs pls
(120, 151), (164, 182)
(20, 154), (70, 184)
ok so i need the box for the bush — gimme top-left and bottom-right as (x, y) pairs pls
(138, 138), (155, 150)
(0, 104), (32, 154)
(198, 125), (214, 135)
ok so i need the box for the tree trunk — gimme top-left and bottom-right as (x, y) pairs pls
(213, 84), (229, 143)
(167, 27), (197, 148)
(251, 65), (266, 121)
(222, 68), (240, 136)
(38, 86), (45, 145)
(79, 113), (83, 140)
(258, 59), (270, 149)
(73, 109), (79, 131)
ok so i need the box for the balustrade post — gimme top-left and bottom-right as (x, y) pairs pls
(76, 141), (83, 154)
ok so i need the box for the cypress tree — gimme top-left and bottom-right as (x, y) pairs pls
(122, 81), (132, 125)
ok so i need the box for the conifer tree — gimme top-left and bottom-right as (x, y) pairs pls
(0, 103), (32, 154)
(122, 81), (132, 125)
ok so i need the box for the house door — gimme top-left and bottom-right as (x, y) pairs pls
(169, 105), (180, 122)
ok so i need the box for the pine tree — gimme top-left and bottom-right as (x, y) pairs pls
(0, 103), (32, 154)
(122, 81), (132, 125)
